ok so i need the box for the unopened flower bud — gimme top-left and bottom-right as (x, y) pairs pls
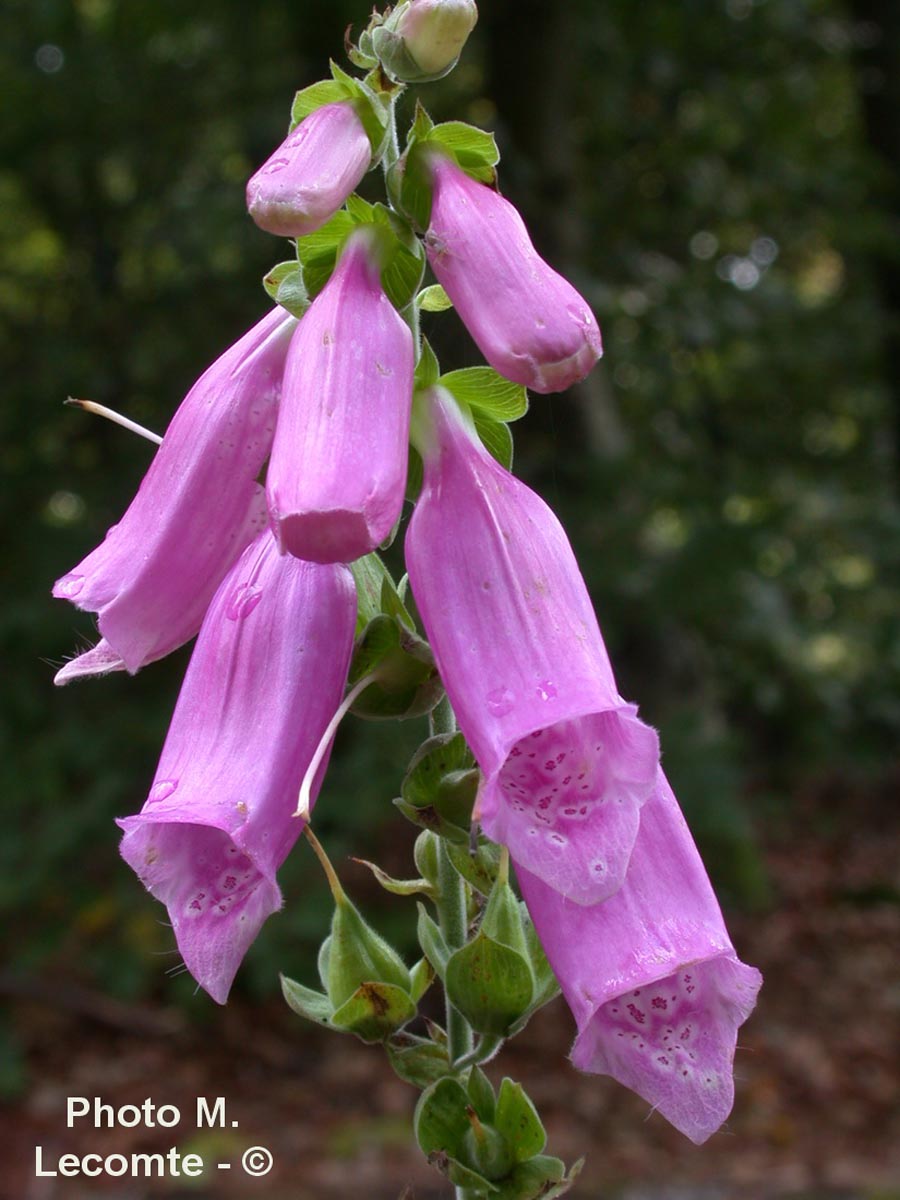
(373, 0), (478, 83)
(246, 101), (372, 238)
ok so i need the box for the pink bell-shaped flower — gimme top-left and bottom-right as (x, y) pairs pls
(118, 529), (356, 1004)
(247, 101), (372, 238)
(425, 157), (602, 393)
(53, 308), (295, 678)
(517, 772), (762, 1145)
(406, 388), (659, 904)
(267, 230), (415, 563)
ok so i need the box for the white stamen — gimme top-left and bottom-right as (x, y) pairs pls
(65, 397), (163, 445)
(294, 670), (382, 819)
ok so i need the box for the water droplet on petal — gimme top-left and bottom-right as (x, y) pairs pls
(486, 687), (515, 717)
(226, 582), (263, 620)
(56, 572), (84, 598)
(536, 680), (557, 701)
(148, 779), (178, 804)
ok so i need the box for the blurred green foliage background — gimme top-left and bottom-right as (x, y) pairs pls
(1, 0), (897, 1014)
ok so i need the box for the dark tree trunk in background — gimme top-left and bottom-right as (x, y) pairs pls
(848, 0), (900, 480)
(481, 0), (628, 460)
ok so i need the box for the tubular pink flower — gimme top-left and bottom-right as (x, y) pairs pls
(52, 308), (294, 678)
(267, 232), (415, 563)
(118, 530), (356, 1004)
(246, 101), (372, 238)
(405, 389), (659, 904)
(517, 772), (762, 1145)
(425, 157), (602, 394)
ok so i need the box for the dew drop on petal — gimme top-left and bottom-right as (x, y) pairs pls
(486, 686), (515, 718)
(148, 779), (179, 804)
(56, 572), (85, 598)
(226, 582), (263, 620)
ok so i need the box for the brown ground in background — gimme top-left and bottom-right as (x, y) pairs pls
(3, 781), (898, 1200)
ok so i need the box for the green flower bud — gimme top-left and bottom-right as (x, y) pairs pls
(372, 0), (478, 84)
(461, 1109), (514, 1181)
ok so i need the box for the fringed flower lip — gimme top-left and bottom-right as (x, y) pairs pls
(517, 772), (763, 1145)
(406, 387), (659, 905)
(117, 529), (356, 1003)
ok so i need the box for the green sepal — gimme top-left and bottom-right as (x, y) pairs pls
(445, 931), (534, 1036)
(508, 909), (562, 1037)
(352, 857), (436, 900)
(386, 1032), (451, 1088)
(474, 413), (514, 470)
(390, 111), (499, 230)
(262, 261), (310, 318)
(482, 876), (531, 963)
(462, 1119), (515, 1182)
(494, 1079), (546, 1164)
(290, 61), (389, 161)
(416, 902), (450, 980)
(415, 1076), (472, 1160)
(429, 120), (500, 182)
(493, 1156), (580, 1200)
(415, 337), (441, 390)
(417, 284), (453, 312)
(402, 732), (479, 834)
(330, 981), (417, 1043)
(280, 974), (333, 1027)
(440, 367), (528, 422)
(409, 955), (435, 1003)
(327, 892), (412, 1008)
(295, 201), (424, 310)
(350, 553), (411, 635)
(317, 935), (332, 992)
(413, 830), (440, 888)
(349, 614), (442, 720)
(447, 839), (502, 897)
(405, 446), (424, 504)
(467, 1066), (497, 1123)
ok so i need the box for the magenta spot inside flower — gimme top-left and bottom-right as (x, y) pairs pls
(226, 582), (263, 620)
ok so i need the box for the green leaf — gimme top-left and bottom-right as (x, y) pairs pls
(371, 204), (426, 311)
(280, 975), (333, 1026)
(508, 911), (561, 1036)
(474, 414), (514, 469)
(445, 932), (534, 1036)
(345, 192), (375, 222)
(467, 1066), (496, 1123)
(405, 446), (424, 504)
(447, 839), (502, 897)
(418, 284), (453, 312)
(416, 902), (450, 980)
(430, 120), (500, 181)
(494, 1079), (546, 1164)
(440, 367), (528, 422)
(349, 614), (442, 720)
(386, 1033), (450, 1088)
(330, 981), (416, 1043)
(317, 936), (332, 992)
(349, 553), (401, 634)
(441, 1155), (499, 1194)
